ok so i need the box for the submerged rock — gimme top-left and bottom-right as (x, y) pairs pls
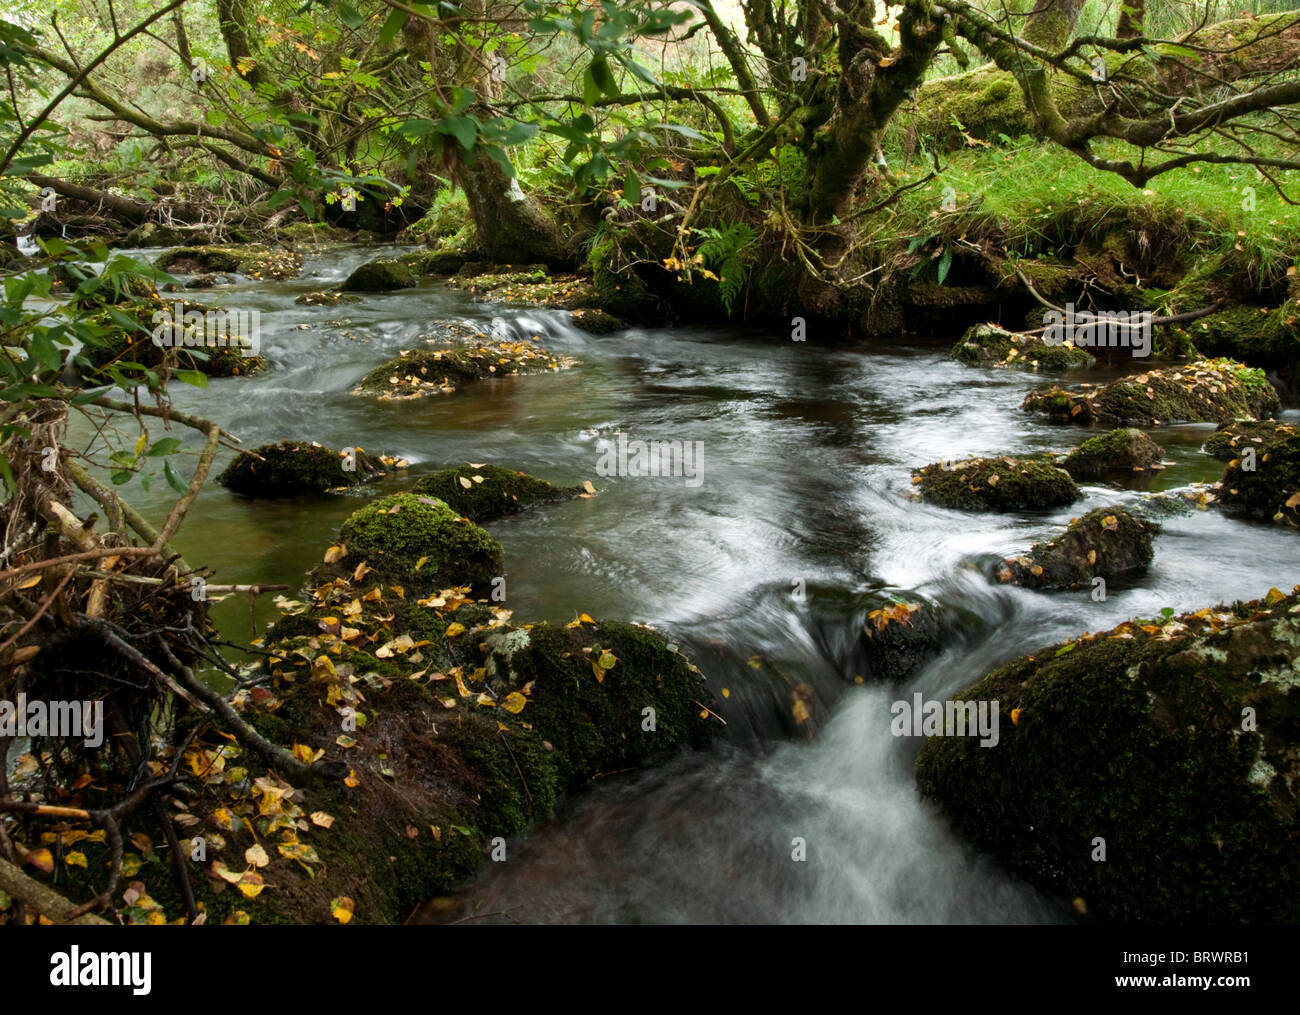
(1023, 359), (1279, 426)
(1217, 432), (1300, 527)
(911, 455), (1080, 512)
(219, 441), (399, 497)
(916, 586), (1300, 923)
(156, 244), (302, 280)
(1061, 428), (1164, 480)
(1203, 418), (1296, 462)
(412, 465), (583, 522)
(295, 290), (362, 306)
(313, 492), (504, 595)
(951, 322), (1093, 371)
(352, 323), (576, 399)
(340, 257), (416, 292)
(996, 507), (1158, 589)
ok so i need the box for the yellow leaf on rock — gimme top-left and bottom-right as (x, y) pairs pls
(311, 811), (336, 829)
(323, 545), (346, 564)
(444, 622), (466, 638)
(331, 896), (354, 924)
(65, 851), (87, 869)
(582, 481), (596, 495)
(792, 699), (810, 723)
(1102, 515), (1119, 532)
(458, 476), (473, 489)
(502, 691), (527, 714)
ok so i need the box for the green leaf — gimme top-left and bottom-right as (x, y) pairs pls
(582, 64), (603, 107)
(338, 2), (365, 28)
(0, 451), (13, 496)
(622, 169), (640, 204)
(378, 7), (408, 45)
(937, 246), (953, 285)
(438, 115), (478, 152)
(147, 437), (183, 457)
(589, 54), (619, 98)
(175, 370), (208, 389)
(110, 470), (133, 486)
(164, 459), (188, 495)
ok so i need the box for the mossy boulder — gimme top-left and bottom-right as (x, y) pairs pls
(447, 267), (605, 311)
(1061, 428), (1164, 480)
(1175, 301), (1300, 370)
(352, 325), (577, 399)
(295, 289), (362, 306)
(951, 322), (1092, 371)
(412, 465), (582, 521)
(569, 308), (624, 334)
(318, 492), (504, 594)
(1217, 432), (1300, 527)
(1023, 360), (1280, 426)
(1203, 419), (1296, 462)
(219, 441), (396, 497)
(340, 257), (417, 292)
(916, 587), (1300, 923)
(996, 507), (1158, 589)
(911, 455), (1080, 511)
(79, 307), (267, 378)
(156, 245), (302, 280)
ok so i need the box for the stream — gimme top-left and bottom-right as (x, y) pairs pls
(65, 244), (1300, 923)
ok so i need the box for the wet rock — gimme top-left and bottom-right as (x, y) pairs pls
(916, 586), (1300, 923)
(1061, 428), (1164, 480)
(412, 464), (583, 522)
(1023, 359), (1279, 426)
(295, 289), (362, 306)
(156, 244), (302, 280)
(1203, 418), (1296, 462)
(951, 322), (1093, 371)
(911, 455), (1080, 512)
(78, 297), (267, 378)
(185, 273), (220, 289)
(1217, 431), (1300, 527)
(218, 441), (398, 498)
(996, 507), (1158, 589)
(339, 257), (416, 292)
(313, 492), (504, 595)
(569, 308), (624, 334)
(352, 323), (577, 400)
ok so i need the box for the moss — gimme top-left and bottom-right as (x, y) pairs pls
(80, 316), (267, 378)
(997, 507), (1159, 589)
(331, 492), (503, 594)
(588, 230), (658, 320)
(156, 245), (302, 280)
(218, 441), (392, 497)
(1217, 431), (1300, 527)
(954, 324), (1094, 370)
(1024, 360), (1280, 426)
(352, 326), (576, 399)
(912, 454), (1080, 512)
(339, 257), (416, 292)
(1062, 428), (1164, 479)
(295, 290), (361, 306)
(1178, 301), (1300, 369)
(892, 65), (1035, 151)
(569, 308), (624, 334)
(916, 587), (1300, 923)
(411, 464), (581, 521)
(1204, 419), (1296, 462)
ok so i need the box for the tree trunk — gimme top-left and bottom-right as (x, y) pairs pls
(453, 150), (570, 267)
(1022, 0), (1086, 50)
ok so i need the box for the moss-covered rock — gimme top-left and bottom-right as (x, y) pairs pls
(79, 304), (267, 378)
(1175, 301), (1300, 370)
(916, 586), (1300, 923)
(996, 507), (1158, 589)
(340, 257), (416, 292)
(911, 455), (1080, 511)
(569, 307), (624, 334)
(1061, 428), (1164, 480)
(1203, 419), (1296, 462)
(1217, 431), (1300, 527)
(156, 245), (302, 280)
(314, 493), (504, 595)
(411, 465), (582, 521)
(295, 289), (362, 306)
(219, 441), (399, 497)
(951, 322), (1093, 371)
(352, 324), (577, 400)
(1023, 359), (1280, 426)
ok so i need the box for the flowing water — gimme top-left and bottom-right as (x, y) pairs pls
(66, 245), (1300, 923)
